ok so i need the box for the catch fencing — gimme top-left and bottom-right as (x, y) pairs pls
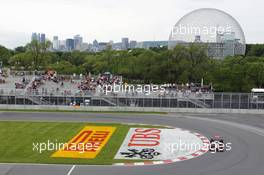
(0, 89), (263, 110)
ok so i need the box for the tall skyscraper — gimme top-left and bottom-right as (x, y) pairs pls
(40, 33), (46, 43)
(31, 33), (38, 41)
(74, 34), (83, 50)
(92, 39), (99, 52)
(93, 40), (99, 47)
(121, 38), (129, 50)
(66, 39), (74, 51)
(59, 40), (66, 51)
(129, 40), (137, 49)
(53, 36), (59, 50)
(37, 33), (41, 42)
(31, 32), (46, 43)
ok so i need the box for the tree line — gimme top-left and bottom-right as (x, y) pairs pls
(0, 42), (264, 92)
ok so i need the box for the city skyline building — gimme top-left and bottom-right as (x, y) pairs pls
(40, 33), (46, 43)
(74, 34), (83, 50)
(31, 32), (46, 43)
(129, 40), (137, 49)
(53, 36), (59, 50)
(66, 39), (74, 51)
(32, 33), (169, 52)
(31, 33), (38, 41)
(136, 41), (168, 49)
(121, 38), (129, 50)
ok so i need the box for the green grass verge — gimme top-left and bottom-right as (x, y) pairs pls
(0, 121), (162, 165)
(0, 108), (167, 115)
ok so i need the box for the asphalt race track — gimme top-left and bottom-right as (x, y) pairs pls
(0, 112), (264, 175)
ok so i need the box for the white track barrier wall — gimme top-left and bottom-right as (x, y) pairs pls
(0, 105), (263, 115)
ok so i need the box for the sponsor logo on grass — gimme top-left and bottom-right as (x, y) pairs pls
(52, 126), (116, 159)
(115, 128), (207, 160)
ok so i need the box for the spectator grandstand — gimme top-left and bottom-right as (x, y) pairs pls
(0, 70), (263, 109)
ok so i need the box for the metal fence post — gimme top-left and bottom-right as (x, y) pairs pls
(221, 93), (223, 109)
(212, 93), (214, 108)
(230, 93), (232, 109)
(239, 93), (241, 109)
(248, 94), (250, 109)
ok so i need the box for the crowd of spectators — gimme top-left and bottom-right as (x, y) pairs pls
(13, 71), (122, 96)
(160, 83), (213, 98)
(165, 83), (213, 93)
(78, 73), (121, 91)
(11, 70), (212, 98)
(0, 69), (6, 84)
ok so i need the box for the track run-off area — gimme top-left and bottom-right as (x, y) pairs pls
(0, 111), (264, 175)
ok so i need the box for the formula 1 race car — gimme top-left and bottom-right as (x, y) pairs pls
(209, 135), (225, 152)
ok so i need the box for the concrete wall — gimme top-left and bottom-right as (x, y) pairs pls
(0, 105), (263, 115)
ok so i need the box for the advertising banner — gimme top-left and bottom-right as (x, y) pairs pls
(52, 126), (116, 159)
(115, 128), (205, 160)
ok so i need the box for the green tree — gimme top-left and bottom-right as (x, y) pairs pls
(26, 40), (52, 70)
(9, 53), (32, 70)
(247, 44), (264, 57)
(0, 45), (12, 66)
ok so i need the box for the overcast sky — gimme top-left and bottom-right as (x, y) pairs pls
(0, 0), (263, 48)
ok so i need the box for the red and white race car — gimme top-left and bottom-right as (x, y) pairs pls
(209, 135), (225, 152)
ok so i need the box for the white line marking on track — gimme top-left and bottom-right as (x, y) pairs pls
(67, 165), (76, 175)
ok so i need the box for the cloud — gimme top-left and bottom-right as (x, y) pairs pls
(0, 0), (263, 48)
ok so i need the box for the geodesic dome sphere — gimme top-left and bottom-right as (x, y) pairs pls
(169, 8), (246, 54)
